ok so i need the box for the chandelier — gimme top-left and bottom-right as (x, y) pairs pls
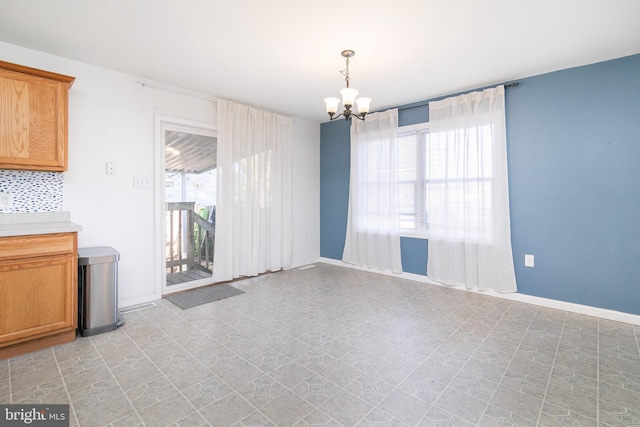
(323, 50), (371, 121)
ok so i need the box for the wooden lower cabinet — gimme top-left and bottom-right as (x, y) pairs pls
(0, 232), (77, 359)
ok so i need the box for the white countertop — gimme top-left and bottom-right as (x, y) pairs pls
(0, 212), (82, 237)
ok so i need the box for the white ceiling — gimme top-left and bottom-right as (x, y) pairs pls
(0, 0), (639, 123)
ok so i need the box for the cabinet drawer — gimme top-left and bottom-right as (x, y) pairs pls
(0, 233), (76, 261)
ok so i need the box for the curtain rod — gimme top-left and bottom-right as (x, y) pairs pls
(136, 80), (217, 102)
(399, 82), (520, 112)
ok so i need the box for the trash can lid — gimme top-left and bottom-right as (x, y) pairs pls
(78, 246), (120, 265)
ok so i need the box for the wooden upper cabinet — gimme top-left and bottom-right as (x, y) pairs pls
(0, 61), (75, 171)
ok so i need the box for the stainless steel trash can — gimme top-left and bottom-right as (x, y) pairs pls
(78, 247), (124, 337)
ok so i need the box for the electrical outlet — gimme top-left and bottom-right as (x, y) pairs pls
(0, 193), (14, 209)
(524, 254), (535, 268)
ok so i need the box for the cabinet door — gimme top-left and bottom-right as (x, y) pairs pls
(0, 254), (76, 345)
(0, 63), (74, 171)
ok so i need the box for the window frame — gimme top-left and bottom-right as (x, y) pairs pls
(398, 122), (429, 239)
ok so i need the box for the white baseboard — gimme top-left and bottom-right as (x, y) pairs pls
(286, 258), (322, 271)
(318, 257), (640, 326)
(119, 293), (160, 309)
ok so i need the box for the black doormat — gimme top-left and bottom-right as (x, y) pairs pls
(165, 284), (245, 309)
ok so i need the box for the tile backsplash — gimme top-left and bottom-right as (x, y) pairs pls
(0, 170), (63, 213)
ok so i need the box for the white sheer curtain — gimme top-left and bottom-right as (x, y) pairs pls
(212, 99), (293, 283)
(342, 109), (403, 273)
(427, 86), (516, 292)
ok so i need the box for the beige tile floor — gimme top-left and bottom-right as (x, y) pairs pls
(2, 263), (640, 426)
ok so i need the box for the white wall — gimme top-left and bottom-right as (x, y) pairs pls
(0, 41), (320, 307)
(291, 117), (320, 268)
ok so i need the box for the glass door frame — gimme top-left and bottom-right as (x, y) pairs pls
(154, 114), (217, 296)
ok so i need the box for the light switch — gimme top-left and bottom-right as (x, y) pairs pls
(133, 176), (152, 188)
(106, 161), (116, 175)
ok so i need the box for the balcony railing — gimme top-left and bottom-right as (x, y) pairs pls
(166, 202), (215, 284)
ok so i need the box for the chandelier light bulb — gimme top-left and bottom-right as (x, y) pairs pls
(340, 88), (359, 107)
(324, 97), (340, 114)
(356, 97), (371, 114)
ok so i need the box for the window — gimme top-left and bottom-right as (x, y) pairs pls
(398, 122), (495, 242)
(398, 123), (429, 236)
(427, 124), (494, 243)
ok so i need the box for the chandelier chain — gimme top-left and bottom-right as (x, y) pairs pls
(340, 57), (351, 88)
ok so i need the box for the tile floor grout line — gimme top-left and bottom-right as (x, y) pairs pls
(9, 265), (640, 426)
(150, 299), (258, 366)
(463, 300), (537, 424)
(176, 274), (620, 427)
(158, 291), (380, 425)
(356, 296), (462, 426)
(152, 277), (561, 425)
(148, 300), (335, 426)
(87, 335), (149, 427)
(329, 326), (401, 425)
(116, 329), (218, 425)
(51, 347), (80, 427)
(359, 293), (494, 426)
(315, 407), (348, 427)
(267, 398), (333, 427)
(149, 299), (297, 372)
(141, 301), (315, 426)
(409, 295), (497, 425)
(285, 330), (382, 425)
(236, 292), (393, 426)
(223, 280), (440, 426)
(257, 352), (364, 427)
(124, 313), (215, 427)
(474, 304), (541, 425)
(250, 319), (380, 427)
(240, 357), (336, 427)
(534, 310), (568, 426)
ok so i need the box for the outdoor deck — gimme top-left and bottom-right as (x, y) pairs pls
(166, 268), (212, 286)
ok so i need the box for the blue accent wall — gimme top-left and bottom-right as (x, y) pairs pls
(507, 54), (640, 314)
(320, 53), (640, 315)
(400, 237), (428, 275)
(320, 119), (350, 259)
